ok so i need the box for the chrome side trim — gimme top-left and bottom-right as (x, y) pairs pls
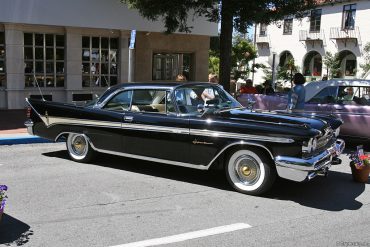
(44, 116), (122, 129)
(121, 122), (189, 134)
(38, 115), (292, 142)
(190, 129), (294, 143)
(88, 142), (209, 170)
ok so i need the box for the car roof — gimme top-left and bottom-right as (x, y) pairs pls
(305, 79), (370, 101)
(97, 81), (212, 104)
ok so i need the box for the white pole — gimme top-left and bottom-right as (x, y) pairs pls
(128, 48), (135, 82)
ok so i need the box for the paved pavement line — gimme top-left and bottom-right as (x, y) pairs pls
(110, 223), (252, 247)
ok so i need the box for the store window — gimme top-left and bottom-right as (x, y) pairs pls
(24, 33), (65, 88)
(82, 36), (119, 88)
(310, 9), (322, 32)
(283, 18), (293, 35)
(342, 4), (356, 30)
(152, 53), (193, 81)
(0, 32), (6, 87)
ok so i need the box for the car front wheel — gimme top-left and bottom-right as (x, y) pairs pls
(66, 133), (95, 163)
(225, 149), (276, 195)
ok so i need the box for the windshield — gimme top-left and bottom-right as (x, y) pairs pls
(174, 84), (242, 115)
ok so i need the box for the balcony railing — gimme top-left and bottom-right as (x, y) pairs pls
(299, 30), (326, 47)
(255, 35), (270, 48)
(299, 30), (325, 41)
(330, 26), (361, 46)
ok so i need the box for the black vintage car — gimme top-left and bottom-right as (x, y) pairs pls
(25, 82), (345, 195)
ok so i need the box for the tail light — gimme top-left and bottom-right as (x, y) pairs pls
(26, 106), (32, 118)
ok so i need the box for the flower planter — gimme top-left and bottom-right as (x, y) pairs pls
(350, 162), (370, 183)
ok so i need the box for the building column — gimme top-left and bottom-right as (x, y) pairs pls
(120, 31), (130, 83)
(4, 24), (24, 109)
(65, 28), (83, 103)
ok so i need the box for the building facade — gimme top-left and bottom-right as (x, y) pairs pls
(0, 0), (217, 109)
(253, 0), (370, 86)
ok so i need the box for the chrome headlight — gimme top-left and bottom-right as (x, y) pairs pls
(334, 127), (340, 137)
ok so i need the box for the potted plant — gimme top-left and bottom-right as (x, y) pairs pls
(349, 146), (370, 183)
(0, 184), (7, 222)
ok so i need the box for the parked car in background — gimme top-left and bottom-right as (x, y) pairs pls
(238, 79), (370, 142)
(25, 82), (344, 195)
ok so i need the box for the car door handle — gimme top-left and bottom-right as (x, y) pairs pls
(334, 106), (344, 111)
(124, 116), (134, 122)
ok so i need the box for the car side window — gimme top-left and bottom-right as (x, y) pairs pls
(103, 90), (132, 112)
(308, 86), (338, 104)
(359, 86), (370, 105)
(131, 89), (167, 113)
(337, 86), (370, 106)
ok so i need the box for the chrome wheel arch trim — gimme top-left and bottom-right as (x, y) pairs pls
(55, 132), (80, 142)
(207, 141), (274, 167)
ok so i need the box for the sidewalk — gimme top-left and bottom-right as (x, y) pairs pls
(0, 110), (50, 145)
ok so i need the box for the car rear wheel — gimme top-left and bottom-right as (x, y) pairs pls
(66, 133), (95, 163)
(225, 149), (276, 195)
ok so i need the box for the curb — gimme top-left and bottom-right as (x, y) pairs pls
(0, 136), (52, 145)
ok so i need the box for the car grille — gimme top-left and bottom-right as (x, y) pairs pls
(302, 127), (335, 159)
(316, 128), (334, 151)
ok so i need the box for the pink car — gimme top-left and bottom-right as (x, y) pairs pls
(238, 79), (370, 142)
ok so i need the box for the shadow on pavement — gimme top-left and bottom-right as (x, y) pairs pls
(43, 150), (367, 212)
(0, 214), (33, 246)
(42, 150), (232, 191)
(266, 170), (366, 211)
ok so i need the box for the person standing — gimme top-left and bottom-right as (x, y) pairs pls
(176, 74), (187, 82)
(263, 80), (275, 95)
(202, 73), (219, 101)
(288, 73), (306, 110)
(240, 79), (257, 94)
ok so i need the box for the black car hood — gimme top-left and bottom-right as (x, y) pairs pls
(214, 108), (338, 133)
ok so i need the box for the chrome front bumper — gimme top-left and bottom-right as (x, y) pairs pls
(24, 119), (34, 135)
(274, 139), (345, 182)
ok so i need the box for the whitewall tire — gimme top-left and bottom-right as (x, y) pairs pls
(66, 133), (95, 163)
(225, 149), (276, 195)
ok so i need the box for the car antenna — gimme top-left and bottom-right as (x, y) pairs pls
(33, 75), (45, 101)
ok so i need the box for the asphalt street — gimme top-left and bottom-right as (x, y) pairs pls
(0, 143), (369, 247)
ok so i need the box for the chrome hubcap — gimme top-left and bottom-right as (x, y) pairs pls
(71, 135), (87, 156)
(235, 155), (261, 185)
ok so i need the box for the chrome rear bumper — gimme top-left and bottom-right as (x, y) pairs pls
(274, 139), (345, 182)
(24, 119), (34, 135)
